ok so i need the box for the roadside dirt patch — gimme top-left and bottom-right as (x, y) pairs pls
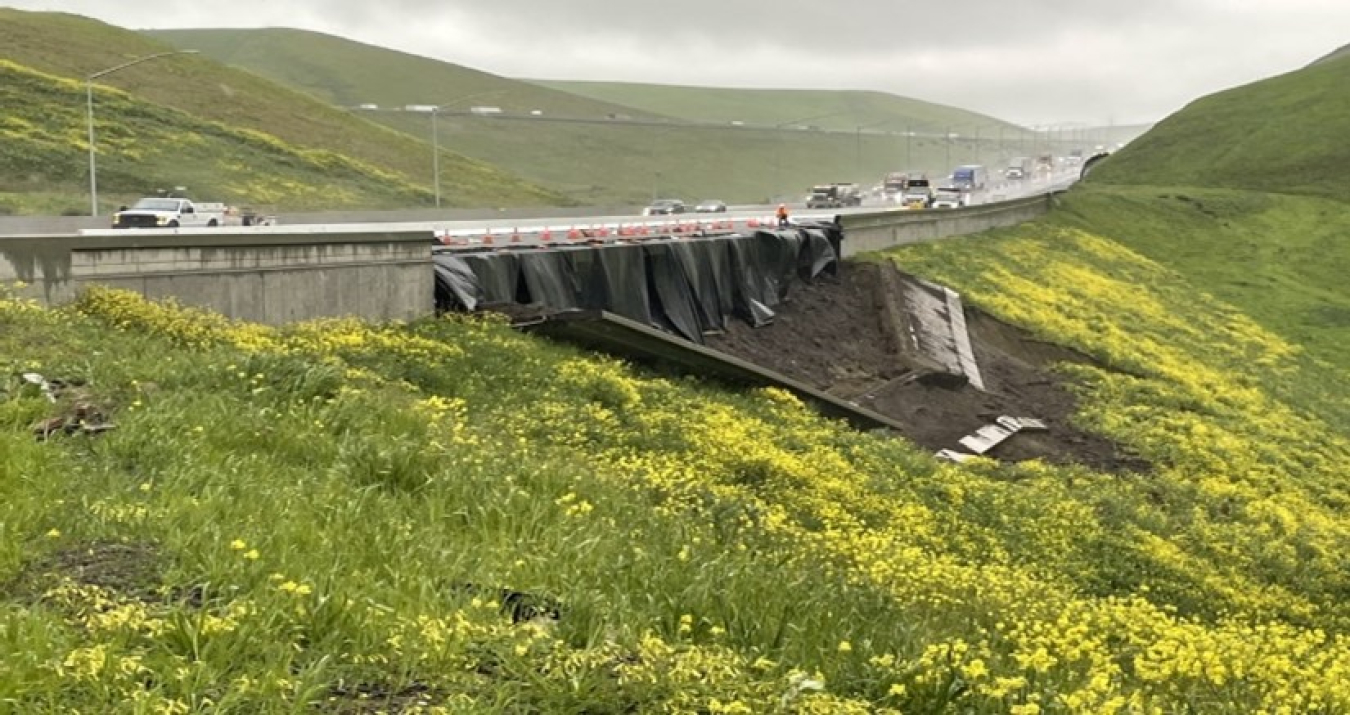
(4, 541), (162, 603)
(324, 682), (442, 714)
(706, 261), (1150, 472)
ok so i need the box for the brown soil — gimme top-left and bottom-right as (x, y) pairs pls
(707, 261), (1150, 472)
(3, 541), (162, 603)
(324, 682), (442, 714)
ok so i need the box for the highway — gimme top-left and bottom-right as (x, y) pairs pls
(67, 169), (1082, 249)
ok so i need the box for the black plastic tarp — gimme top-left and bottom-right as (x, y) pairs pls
(595, 245), (653, 325)
(461, 252), (520, 306)
(518, 251), (579, 310)
(433, 254), (480, 311)
(669, 240), (732, 334)
(643, 242), (704, 343)
(432, 223), (843, 340)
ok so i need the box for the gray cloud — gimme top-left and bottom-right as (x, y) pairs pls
(7, 0), (1347, 124)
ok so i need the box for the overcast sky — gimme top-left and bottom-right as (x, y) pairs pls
(6, 0), (1346, 125)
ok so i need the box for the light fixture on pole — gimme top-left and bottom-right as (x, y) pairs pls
(426, 90), (507, 208)
(86, 49), (199, 217)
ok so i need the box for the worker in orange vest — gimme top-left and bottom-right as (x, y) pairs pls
(776, 203), (790, 227)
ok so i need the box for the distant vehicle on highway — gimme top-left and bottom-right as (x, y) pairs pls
(951, 165), (988, 191)
(900, 178), (934, 210)
(1005, 157), (1032, 180)
(931, 186), (969, 209)
(806, 183), (863, 209)
(694, 199), (728, 213)
(643, 199), (687, 216)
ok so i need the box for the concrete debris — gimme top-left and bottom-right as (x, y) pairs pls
(935, 415), (1050, 462)
(22, 373), (57, 403)
(935, 449), (978, 463)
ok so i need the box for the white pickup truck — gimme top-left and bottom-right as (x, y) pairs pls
(111, 198), (276, 229)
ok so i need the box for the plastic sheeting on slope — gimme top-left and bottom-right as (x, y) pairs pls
(433, 224), (842, 343)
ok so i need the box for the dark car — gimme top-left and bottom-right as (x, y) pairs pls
(694, 200), (727, 213)
(644, 199), (687, 216)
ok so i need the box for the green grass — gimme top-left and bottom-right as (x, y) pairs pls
(1048, 185), (1350, 380)
(1088, 51), (1350, 200)
(0, 9), (567, 211)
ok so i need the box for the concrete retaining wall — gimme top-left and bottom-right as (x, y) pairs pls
(0, 205), (646, 236)
(838, 193), (1055, 257)
(0, 231), (433, 324)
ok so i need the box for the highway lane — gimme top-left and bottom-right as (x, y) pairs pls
(70, 170), (1081, 249)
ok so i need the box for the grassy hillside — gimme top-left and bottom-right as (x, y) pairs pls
(0, 10), (565, 212)
(0, 60), (432, 213)
(8, 187), (1350, 709)
(1088, 51), (1350, 200)
(146, 26), (1057, 204)
(146, 28), (667, 121)
(532, 81), (1022, 135)
(374, 112), (1021, 204)
(1050, 186), (1350, 374)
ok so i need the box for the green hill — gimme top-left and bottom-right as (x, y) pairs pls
(145, 28), (668, 121)
(1087, 51), (1350, 200)
(146, 27), (1055, 204)
(371, 111), (1024, 205)
(530, 80), (1021, 134)
(0, 60), (426, 213)
(0, 9), (565, 213)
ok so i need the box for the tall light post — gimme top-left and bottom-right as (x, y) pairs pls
(428, 90), (506, 208)
(86, 49), (199, 216)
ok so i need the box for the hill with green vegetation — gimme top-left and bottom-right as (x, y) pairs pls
(1087, 50), (1350, 200)
(530, 80), (1022, 135)
(0, 9), (565, 213)
(371, 110), (1030, 205)
(145, 28), (668, 121)
(8, 177), (1350, 709)
(146, 26), (1059, 204)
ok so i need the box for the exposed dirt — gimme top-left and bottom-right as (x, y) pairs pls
(3, 541), (163, 603)
(706, 261), (1151, 472)
(324, 681), (443, 714)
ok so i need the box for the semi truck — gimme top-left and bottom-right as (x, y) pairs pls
(806, 183), (863, 209)
(1004, 157), (1032, 181)
(951, 165), (988, 191)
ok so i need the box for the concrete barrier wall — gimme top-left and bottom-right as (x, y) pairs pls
(0, 206), (647, 235)
(838, 193), (1055, 258)
(0, 231), (433, 324)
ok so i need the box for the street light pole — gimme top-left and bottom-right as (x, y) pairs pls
(432, 108), (441, 209)
(425, 90), (506, 209)
(86, 49), (199, 217)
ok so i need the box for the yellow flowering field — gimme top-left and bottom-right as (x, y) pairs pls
(3, 206), (1350, 714)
